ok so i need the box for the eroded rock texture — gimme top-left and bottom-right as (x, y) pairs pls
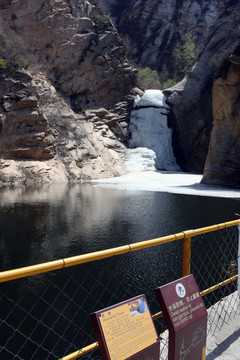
(100, 0), (240, 187)
(0, 0), (138, 185)
(201, 62), (240, 188)
(0, 71), (56, 161)
(99, 0), (221, 73)
(162, 2), (240, 175)
(1, 0), (240, 187)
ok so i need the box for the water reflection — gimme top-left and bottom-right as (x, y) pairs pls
(0, 183), (239, 271)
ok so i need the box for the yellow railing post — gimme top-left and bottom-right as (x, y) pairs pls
(183, 236), (192, 276)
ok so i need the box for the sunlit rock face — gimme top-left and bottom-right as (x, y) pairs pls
(128, 90), (180, 171)
(0, 0), (138, 185)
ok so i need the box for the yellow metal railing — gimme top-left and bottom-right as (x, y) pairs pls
(0, 220), (239, 283)
(0, 219), (239, 360)
(58, 342), (99, 360)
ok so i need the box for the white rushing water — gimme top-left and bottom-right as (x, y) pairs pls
(128, 90), (180, 171)
(94, 90), (240, 199)
(125, 147), (157, 172)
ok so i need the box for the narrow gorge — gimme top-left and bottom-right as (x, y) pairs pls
(0, 0), (239, 188)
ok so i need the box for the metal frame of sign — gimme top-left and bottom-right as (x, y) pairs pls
(91, 294), (160, 360)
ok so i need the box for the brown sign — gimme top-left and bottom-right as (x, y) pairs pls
(155, 275), (207, 360)
(91, 295), (160, 360)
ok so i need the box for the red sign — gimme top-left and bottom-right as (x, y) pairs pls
(91, 295), (160, 360)
(155, 275), (207, 360)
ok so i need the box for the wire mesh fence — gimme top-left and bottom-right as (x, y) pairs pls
(0, 222), (239, 360)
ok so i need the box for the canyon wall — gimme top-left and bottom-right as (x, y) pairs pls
(0, 0), (138, 185)
(0, 0), (240, 187)
(201, 59), (240, 188)
(99, 0), (223, 75)
(101, 0), (240, 186)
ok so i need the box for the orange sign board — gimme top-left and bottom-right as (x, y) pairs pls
(91, 295), (160, 360)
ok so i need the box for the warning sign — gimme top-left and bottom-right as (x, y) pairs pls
(155, 275), (207, 360)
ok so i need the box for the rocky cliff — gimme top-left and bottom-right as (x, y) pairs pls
(201, 58), (240, 188)
(101, 0), (240, 186)
(99, 0), (223, 77)
(1, 0), (240, 188)
(163, 1), (240, 181)
(0, 0), (138, 185)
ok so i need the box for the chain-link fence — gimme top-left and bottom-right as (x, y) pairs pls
(0, 221), (239, 360)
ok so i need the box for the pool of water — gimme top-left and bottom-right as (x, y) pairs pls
(0, 183), (239, 359)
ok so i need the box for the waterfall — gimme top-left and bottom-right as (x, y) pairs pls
(127, 90), (180, 171)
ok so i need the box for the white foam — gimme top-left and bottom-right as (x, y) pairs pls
(125, 148), (157, 172)
(134, 89), (170, 108)
(129, 107), (179, 171)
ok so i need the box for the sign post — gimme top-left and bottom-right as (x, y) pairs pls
(91, 295), (160, 360)
(155, 275), (207, 360)
(238, 224), (240, 298)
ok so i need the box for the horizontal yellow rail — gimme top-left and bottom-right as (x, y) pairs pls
(58, 342), (99, 360)
(0, 219), (239, 283)
(200, 274), (238, 297)
(59, 274), (238, 360)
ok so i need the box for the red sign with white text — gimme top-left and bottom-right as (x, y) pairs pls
(155, 275), (207, 360)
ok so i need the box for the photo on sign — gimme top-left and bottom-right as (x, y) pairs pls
(129, 297), (148, 317)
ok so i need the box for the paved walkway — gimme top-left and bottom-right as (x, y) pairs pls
(207, 293), (240, 360)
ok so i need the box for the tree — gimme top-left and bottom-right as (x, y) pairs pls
(138, 67), (161, 89)
(0, 32), (27, 74)
(172, 33), (197, 79)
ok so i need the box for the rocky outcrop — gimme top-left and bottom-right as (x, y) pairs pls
(0, 0), (138, 110)
(0, 0), (138, 185)
(201, 60), (240, 188)
(162, 2), (240, 174)
(99, 0), (223, 75)
(100, 0), (240, 186)
(0, 69), (135, 185)
(0, 71), (56, 161)
(1, 0), (240, 187)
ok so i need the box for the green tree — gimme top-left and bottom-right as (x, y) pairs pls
(138, 67), (161, 90)
(0, 58), (7, 69)
(172, 33), (197, 79)
(162, 78), (177, 89)
(0, 32), (27, 74)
